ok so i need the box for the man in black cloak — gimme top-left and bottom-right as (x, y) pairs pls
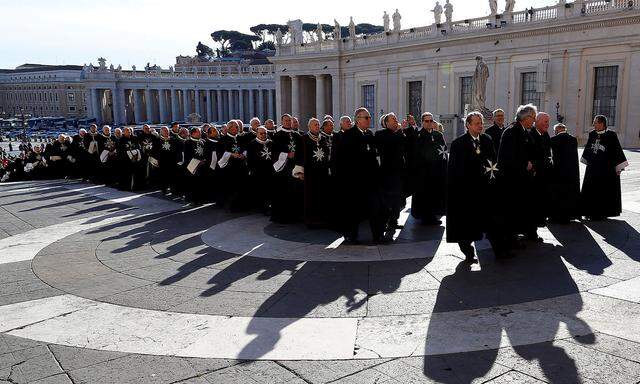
(549, 123), (580, 223)
(446, 112), (509, 262)
(580, 115), (628, 220)
(409, 112), (447, 225)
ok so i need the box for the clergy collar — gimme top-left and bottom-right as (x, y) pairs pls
(161, 136), (170, 141)
(357, 127), (367, 135)
(557, 131), (568, 135)
(535, 129), (543, 136)
(277, 127), (293, 133)
(307, 131), (320, 141)
(321, 131), (333, 137)
(419, 127), (433, 133)
(207, 138), (218, 143)
(190, 137), (201, 142)
(255, 137), (270, 144)
(101, 133), (111, 139)
(595, 128), (607, 135)
(468, 132), (480, 141)
(226, 132), (238, 138)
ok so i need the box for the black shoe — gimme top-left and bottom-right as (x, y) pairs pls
(526, 234), (543, 243)
(495, 251), (516, 260)
(343, 238), (361, 245)
(373, 237), (392, 245)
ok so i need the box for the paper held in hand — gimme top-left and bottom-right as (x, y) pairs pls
(88, 141), (97, 154)
(148, 157), (159, 167)
(49, 156), (62, 162)
(100, 150), (110, 163)
(187, 158), (203, 175)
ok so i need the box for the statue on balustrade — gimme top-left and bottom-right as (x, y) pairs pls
(444, 0), (454, 25)
(432, 1), (443, 24)
(276, 28), (283, 46)
(316, 23), (323, 42)
(334, 19), (341, 39)
(505, 0), (516, 15)
(392, 9), (401, 31)
(489, 0), (498, 15)
(348, 17), (356, 38)
(471, 56), (492, 117)
(383, 11), (390, 32)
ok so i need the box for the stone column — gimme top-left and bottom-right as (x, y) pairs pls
(331, 74), (340, 118)
(158, 89), (167, 123)
(276, 76), (283, 123)
(227, 89), (236, 120)
(144, 89), (154, 123)
(170, 89), (179, 122)
(194, 89), (201, 118)
(268, 89), (275, 120)
(291, 75), (300, 119)
(112, 87), (125, 125)
(258, 89), (265, 121)
(205, 90), (213, 122)
(91, 88), (101, 124)
(238, 89), (245, 122)
(183, 89), (190, 121)
(217, 89), (223, 123)
(315, 74), (325, 119)
(133, 89), (144, 123)
(247, 89), (254, 120)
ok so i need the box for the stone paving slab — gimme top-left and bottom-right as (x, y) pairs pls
(0, 150), (638, 382)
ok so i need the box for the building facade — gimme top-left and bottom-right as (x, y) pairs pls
(81, 59), (276, 125)
(271, 0), (640, 147)
(0, 64), (88, 119)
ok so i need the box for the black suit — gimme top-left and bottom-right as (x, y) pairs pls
(337, 126), (384, 241)
(549, 132), (580, 221)
(485, 123), (504, 154)
(497, 121), (536, 238)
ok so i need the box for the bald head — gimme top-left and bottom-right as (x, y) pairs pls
(535, 112), (550, 134)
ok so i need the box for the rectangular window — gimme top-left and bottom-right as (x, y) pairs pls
(361, 84), (375, 128)
(69, 106), (76, 112)
(460, 76), (473, 115)
(407, 81), (422, 120)
(592, 66), (618, 126)
(67, 93), (75, 102)
(521, 72), (541, 107)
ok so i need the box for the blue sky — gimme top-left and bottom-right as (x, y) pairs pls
(0, 0), (552, 69)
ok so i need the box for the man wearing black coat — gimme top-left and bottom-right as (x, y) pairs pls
(485, 108), (505, 154)
(336, 107), (386, 244)
(549, 123), (580, 223)
(529, 112), (553, 232)
(375, 113), (408, 233)
(446, 112), (509, 262)
(497, 104), (538, 245)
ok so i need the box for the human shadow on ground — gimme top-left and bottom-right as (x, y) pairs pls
(424, 240), (596, 384)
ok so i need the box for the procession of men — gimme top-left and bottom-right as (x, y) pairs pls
(0, 104), (628, 263)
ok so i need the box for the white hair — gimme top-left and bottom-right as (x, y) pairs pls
(339, 115), (352, 124)
(554, 123), (567, 131)
(492, 108), (505, 117)
(250, 117), (261, 125)
(515, 104), (538, 122)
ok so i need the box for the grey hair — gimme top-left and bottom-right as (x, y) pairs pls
(492, 108), (505, 117)
(465, 111), (484, 126)
(554, 123), (567, 131)
(380, 112), (396, 129)
(307, 117), (320, 128)
(249, 117), (261, 125)
(340, 115), (352, 124)
(515, 104), (538, 122)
